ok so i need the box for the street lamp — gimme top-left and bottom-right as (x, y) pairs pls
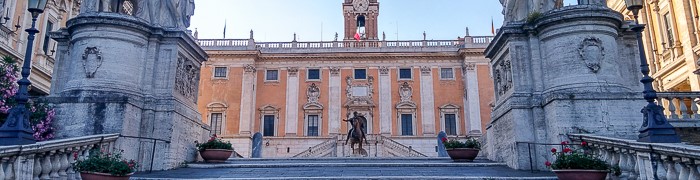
(624, 0), (681, 143)
(0, 0), (48, 145)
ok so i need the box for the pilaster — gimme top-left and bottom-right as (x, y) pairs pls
(328, 67), (342, 135)
(419, 66), (436, 135)
(378, 66), (392, 135)
(462, 63), (482, 135)
(285, 67), (300, 136)
(239, 64), (256, 135)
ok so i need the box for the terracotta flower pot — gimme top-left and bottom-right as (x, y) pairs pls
(552, 169), (608, 180)
(200, 149), (234, 162)
(80, 172), (133, 180)
(446, 148), (479, 162)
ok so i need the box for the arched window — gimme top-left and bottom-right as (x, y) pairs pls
(356, 15), (366, 39)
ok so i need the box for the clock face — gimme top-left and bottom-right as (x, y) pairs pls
(353, 0), (370, 12)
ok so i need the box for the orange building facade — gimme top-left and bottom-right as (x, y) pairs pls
(196, 0), (494, 157)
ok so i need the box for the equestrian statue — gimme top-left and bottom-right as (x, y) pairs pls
(343, 112), (368, 155)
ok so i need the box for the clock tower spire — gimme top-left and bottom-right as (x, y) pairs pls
(343, 0), (379, 40)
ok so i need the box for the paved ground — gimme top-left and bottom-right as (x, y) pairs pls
(132, 158), (556, 180)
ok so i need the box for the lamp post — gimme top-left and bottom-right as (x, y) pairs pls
(0, 0), (48, 146)
(624, 0), (681, 143)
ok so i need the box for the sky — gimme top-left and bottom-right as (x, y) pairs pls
(189, 0), (579, 41)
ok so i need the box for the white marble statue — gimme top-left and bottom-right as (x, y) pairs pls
(501, 0), (565, 23)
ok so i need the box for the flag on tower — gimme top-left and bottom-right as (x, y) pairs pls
(491, 17), (495, 35)
(354, 32), (361, 41)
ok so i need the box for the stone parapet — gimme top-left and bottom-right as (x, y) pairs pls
(569, 134), (700, 180)
(0, 134), (119, 180)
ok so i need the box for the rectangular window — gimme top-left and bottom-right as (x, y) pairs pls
(214, 67), (227, 78)
(307, 115), (319, 136)
(663, 13), (675, 47)
(43, 21), (54, 54)
(399, 68), (412, 79)
(210, 113), (223, 135)
(401, 114), (413, 136)
(263, 115), (275, 136)
(440, 68), (454, 79)
(445, 114), (457, 135)
(266, 70), (279, 81)
(354, 69), (366, 79)
(308, 69), (320, 80)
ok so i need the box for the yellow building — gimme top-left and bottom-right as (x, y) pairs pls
(0, 0), (79, 96)
(608, 0), (700, 91)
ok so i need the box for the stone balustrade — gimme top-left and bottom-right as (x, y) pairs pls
(657, 92), (700, 127)
(0, 134), (120, 180)
(196, 36), (493, 52)
(569, 134), (700, 180)
(292, 136), (337, 158)
(380, 135), (427, 157)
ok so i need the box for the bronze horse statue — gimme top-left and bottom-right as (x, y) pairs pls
(343, 115), (368, 155)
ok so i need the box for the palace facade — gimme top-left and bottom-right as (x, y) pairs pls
(196, 0), (495, 157)
(0, 0), (80, 96)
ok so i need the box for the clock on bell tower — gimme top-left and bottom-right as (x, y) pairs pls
(343, 0), (379, 40)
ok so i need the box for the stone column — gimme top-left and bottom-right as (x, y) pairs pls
(328, 67), (341, 135)
(239, 65), (256, 135)
(285, 67), (300, 136)
(462, 63), (482, 135)
(378, 67), (392, 135)
(419, 66), (436, 135)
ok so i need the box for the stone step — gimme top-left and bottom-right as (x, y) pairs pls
(131, 158), (557, 180)
(132, 176), (557, 180)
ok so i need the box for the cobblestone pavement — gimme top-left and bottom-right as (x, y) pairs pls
(132, 158), (557, 180)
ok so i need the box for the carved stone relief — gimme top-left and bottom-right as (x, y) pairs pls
(175, 56), (199, 103)
(243, 64), (256, 73)
(399, 82), (412, 102)
(288, 67), (299, 77)
(494, 58), (512, 96)
(344, 75), (375, 107)
(307, 83), (320, 103)
(462, 63), (476, 73)
(420, 66), (431, 75)
(579, 37), (604, 73)
(82, 47), (103, 78)
(329, 67), (341, 76)
(379, 66), (389, 75)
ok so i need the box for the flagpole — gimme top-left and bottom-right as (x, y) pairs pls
(223, 19), (227, 39)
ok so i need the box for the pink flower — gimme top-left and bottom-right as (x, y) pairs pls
(561, 141), (569, 145)
(545, 161), (552, 167)
(551, 148), (557, 153)
(581, 141), (587, 146)
(563, 148), (572, 153)
(441, 137), (448, 143)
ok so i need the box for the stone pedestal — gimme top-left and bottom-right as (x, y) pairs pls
(484, 5), (644, 170)
(47, 13), (208, 171)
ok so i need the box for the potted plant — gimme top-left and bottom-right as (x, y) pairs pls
(73, 149), (138, 180)
(197, 134), (234, 162)
(441, 137), (481, 162)
(545, 141), (620, 180)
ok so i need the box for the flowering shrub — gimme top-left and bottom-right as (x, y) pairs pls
(442, 137), (481, 150)
(196, 134), (233, 151)
(0, 56), (56, 141)
(546, 141), (620, 175)
(73, 148), (138, 176)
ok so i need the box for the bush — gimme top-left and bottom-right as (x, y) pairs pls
(442, 137), (481, 150)
(73, 148), (138, 176)
(197, 134), (233, 151)
(546, 141), (620, 175)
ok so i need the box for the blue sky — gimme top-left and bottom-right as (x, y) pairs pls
(190, 0), (578, 41)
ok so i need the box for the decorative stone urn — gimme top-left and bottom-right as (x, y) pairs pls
(552, 170), (608, 180)
(445, 148), (479, 162)
(80, 172), (133, 180)
(200, 149), (234, 162)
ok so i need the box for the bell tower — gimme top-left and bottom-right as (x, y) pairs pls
(343, 0), (379, 40)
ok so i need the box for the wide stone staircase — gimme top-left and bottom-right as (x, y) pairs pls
(293, 134), (427, 158)
(131, 158), (557, 180)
